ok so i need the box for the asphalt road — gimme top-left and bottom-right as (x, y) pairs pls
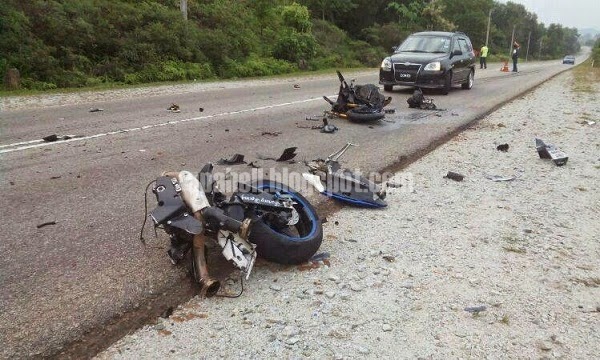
(0, 58), (582, 359)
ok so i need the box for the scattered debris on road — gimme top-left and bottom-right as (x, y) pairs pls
(464, 305), (487, 314)
(386, 181), (403, 188)
(89, 107), (104, 112)
(37, 221), (57, 229)
(305, 114), (325, 121)
(199, 107), (204, 112)
(309, 252), (331, 262)
(247, 160), (263, 168)
(320, 118), (339, 133)
(485, 174), (516, 182)
(496, 143), (509, 152)
(407, 88), (437, 110)
(444, 171), (465, 181)
(216, 153), (246, 165)
(167, 103), (180, 112)
(535, 138), (568, 166)
(42, 134), (81, 142)
(261, 131), (281, 137)
(382, 255), (396, 262)
(258, 147), (298, 162)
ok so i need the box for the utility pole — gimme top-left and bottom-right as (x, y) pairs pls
(525, 31), (531, 61)
(180, 0), (188, 21)
(539, 37), (543, 58)
(485, 8), (492, 46)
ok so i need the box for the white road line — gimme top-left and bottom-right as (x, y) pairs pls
(1, 96), (331, 154)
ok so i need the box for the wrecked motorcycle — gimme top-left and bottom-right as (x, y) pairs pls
(323, 71), (392, 122)
(303, 143), (387, 208)
(145, 165), (323, 296)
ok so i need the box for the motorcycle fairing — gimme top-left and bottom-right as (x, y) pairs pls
(322, 191), (387, 208)
(324, 170), (387, 208)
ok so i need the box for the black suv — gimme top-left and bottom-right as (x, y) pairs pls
(379, 31), (475, 94)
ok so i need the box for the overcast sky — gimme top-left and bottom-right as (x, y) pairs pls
(500, 0), (599, 29)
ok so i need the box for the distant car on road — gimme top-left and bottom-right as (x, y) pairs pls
(562, 55), (575, 65)
(379, 31), (476, 95)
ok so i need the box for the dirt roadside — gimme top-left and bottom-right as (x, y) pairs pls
(95, 69), (599, 359)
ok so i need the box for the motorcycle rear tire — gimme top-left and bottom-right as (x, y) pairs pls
(346, 109), (385, 122)
(249, 180), (323, 265)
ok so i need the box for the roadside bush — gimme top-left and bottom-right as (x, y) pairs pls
(348, 39), (387, 67)
(593, 39), (600, 65)
(50, 70), (89, 88)
(183, 62), (215, 81)
(221, 56), (295, 78)
(20, 79), (58, 91)
(273, 31), (317, 63)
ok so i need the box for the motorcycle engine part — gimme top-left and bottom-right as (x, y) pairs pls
(166, 212), (204, 234)
(202, 207), (243, 233)
(167, 241), (191, 264)
(217, 231), (257, 279)
(150, 176), (186, 224)
(178, 170), (211, 213)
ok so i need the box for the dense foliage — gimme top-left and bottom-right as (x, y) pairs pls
(0, 0), (584, 90)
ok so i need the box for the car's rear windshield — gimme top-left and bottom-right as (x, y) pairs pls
(396, 35), (451, 54)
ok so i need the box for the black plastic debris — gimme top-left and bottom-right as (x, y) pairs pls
(535, 138), (568, 166)
(42, 134), (77, 142)
(444, 171), (465, 181)
(497, 143), (509, 152)
(277, 147), (297, 161)
(384, 108), (396, 114)
(257, 147), (298, 162)
(216, 154), (246, 165)
(89, 108), (104, 112)
(261, 131), (281, 137)
(407, 88), (436, 110)
(167, 103), (180, 112)
(199, 107), (204, 112)
(37, 221), (57, 229)
(247, 160), (263, 168)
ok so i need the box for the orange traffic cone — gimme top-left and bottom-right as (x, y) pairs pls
(501, 61), (509, 72)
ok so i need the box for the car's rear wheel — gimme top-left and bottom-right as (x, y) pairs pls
(442, 71), (452, 95)
(383, 85), (393, 92)
(461, 69), (474, 90)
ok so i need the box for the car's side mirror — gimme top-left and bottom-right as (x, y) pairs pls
(451, 49), (462, 57)
(391, 46), (398, 52)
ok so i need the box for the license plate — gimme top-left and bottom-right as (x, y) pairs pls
(398, 73), (411, 79)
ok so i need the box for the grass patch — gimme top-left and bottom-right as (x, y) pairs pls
(571, 58), (600, 94)
(0, 67), (371, 99)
